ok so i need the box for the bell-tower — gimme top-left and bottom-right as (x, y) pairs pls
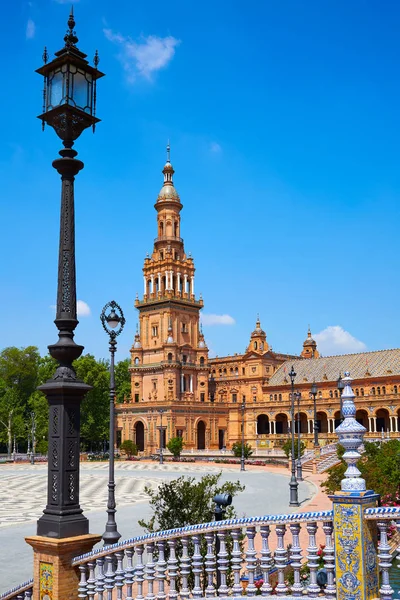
(131, 146), (208, 410)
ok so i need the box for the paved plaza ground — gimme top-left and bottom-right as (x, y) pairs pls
(0, 461), (317, 592)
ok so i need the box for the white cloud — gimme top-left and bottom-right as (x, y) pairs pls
(314, 325), (367, 356)
(104, 28), (180, 82)
(26, 19), (35, 39)
(210, 142), (222, 154)
(77, 300), (91, 317)
(201, 314), (235, 326)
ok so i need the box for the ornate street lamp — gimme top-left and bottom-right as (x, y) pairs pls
(100, 300), (126, 546)
(240, 395), (246, 472)
(159, 409), (165, 465)
(310, 380), (319, 447)
(30, 412), (36, 466)
(288, 366), (299, 507)
(36, 11), (104, 538)
(296, 392), (303, 481)
(337, 374), (345, 423)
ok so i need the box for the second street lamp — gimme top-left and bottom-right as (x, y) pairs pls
(159, 409), (164, 465)
(296, 392), (303, 481)
(288, 366), (299, 507)
(240, 396), (246, 472)
(100, 300), (126, 546)
(310, 380), (319, 448)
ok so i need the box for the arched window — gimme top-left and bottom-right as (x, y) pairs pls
(223, 368), (227, 374)
(230, 368), (233, 373)
(160, 221), (164, 236)
(167, 352), (173, 362)
(382, 386), (386, 395)
(254, 341), (258, 350)
(394, 385), (398, 394)
(212, 369), (216, 374)
(377, 387), (381, 396)
(270, 394), (273, 401)
(278, 394), (282, 401)
(260, 342), (264, 351)
(134, 357), (140, 365)
(355, 388), (359, 396)
(219, 369), (222, 374)
(329, 390), (333, 398)
(319, 391), (322, 398)
(361, 388), (364, 396)
(174, 222), (178, 237)
(274, 394), (277, 401)
(371, 387), (375, 395)
(334, 390), (338, 398)
(235, 367), (238, 375)
(200, 357), (205, 366)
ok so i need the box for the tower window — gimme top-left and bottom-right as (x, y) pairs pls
(232, 393), (237, 403)
(152, 326), (158, 337)
(182, 355), (187, 364)
(182, 323), (188, 333)
(160, 251), (164, 260)
(254, 342), (257, 350)
(134, 394), (139, 403)
(200, 393), (205, 402)
(200, 357), (205, 366)
(242, 368), (245, 375)
(167, 352), (173, 362)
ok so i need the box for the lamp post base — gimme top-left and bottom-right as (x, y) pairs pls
(289, 477), (299, 507)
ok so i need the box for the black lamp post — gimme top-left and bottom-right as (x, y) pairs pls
(296, 392), (303, 481)
(209, 374), (216, 449)
(337, 374), (345, 423)
(240, 395), (246, 472)
(36, 11), (104, 538)
(310, 380), (319, 447)
(30, 412), (36, 466)
(100, 300), (125, 546)
(288, 366), (299, 507)
(159, 409), (164, 465)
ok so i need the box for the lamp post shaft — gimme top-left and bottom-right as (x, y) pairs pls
(289, 372), (299, 507)
(296, 393), (303, 481)
(103, 339), (121, 546)
(313, 396), (319, 447)
(159, 411), (164, 465)
(240, 399), (245, 472)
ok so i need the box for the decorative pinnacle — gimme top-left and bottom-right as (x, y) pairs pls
(335, 371), (367, 492)
(64, 7), (78, 48)
(166, 140), (170, 163)
(42, 46), (48, 64)
(94, 49), (99, 68)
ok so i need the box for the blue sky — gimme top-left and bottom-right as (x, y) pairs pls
(1, 0), (400, 361)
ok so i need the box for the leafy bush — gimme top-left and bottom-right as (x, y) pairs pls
(282, 439), (306, 460)
(167, 436), (184, 459)
(120, 439), (138, 458)
(232, 441), (253, 458)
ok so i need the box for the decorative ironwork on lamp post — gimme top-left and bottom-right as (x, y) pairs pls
(296, 392), (303, 481)
(240, 395), (246, 472)
(100, 300), (126, 546)
(288, 366), (299, 507)
(36, 11), (104, 538)
(337, 374), (345, 423)
(159, 409), (164, 465)
(310, 380), (319, 447)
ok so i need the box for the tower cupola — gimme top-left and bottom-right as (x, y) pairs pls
(301, 327), (319, 358)
(247, 315), (268, 353)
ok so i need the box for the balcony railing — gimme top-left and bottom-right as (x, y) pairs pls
(154, 236), (183, 244)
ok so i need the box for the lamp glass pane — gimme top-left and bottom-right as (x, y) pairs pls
(48, 70), (64, 109)
(73, 70), (92, 113)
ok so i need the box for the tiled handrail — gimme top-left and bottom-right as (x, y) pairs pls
(0, 580), (33, 600)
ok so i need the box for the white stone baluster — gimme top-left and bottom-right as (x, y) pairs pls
(95, 557), (105, 600)
(260, 525), (273, 596)
(306, 522), (320, 598)
(104, 555), (115, 600)
(192, 534), (203, 599)
(217, 529), (229, 596)
(87, 561), (96, 600)
(246, 526), (257, 596)
(125, 549), (134, 600)
(274, 524), (288, 596)
(135, 544), (145, 600)
(205, 531), (216, 597)
(231, 527), (243, 597)
(180, 536), (191, 600)
(322, 521), (336, 599)
(156, 541), (167, 600)
(377, 520), (394, 600)
(78, 565), (88, 600)
(145, 542), (156, 600)
(115, 551), (125, 600)
(167, 539), (179, 600)
(289, 523), (303, 596)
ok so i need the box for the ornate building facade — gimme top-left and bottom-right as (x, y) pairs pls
(116, 153), (400, 454)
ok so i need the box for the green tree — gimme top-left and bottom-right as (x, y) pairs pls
(167, 436), (184, 459)
(120, 439), (138, 457)
(0, 346), (40, 405)
(74, 354), (110, 449)
(0, 384), (25, 456)
(282, 439), (306, 460)
(232, 441), (253, 459)
(115, 358), (131, 403)
(139, 473), (244, 533)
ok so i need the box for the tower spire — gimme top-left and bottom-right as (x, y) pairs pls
(166, 140), (170, 163)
